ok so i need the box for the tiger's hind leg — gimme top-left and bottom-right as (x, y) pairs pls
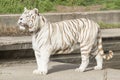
(75, 45), (92, 72)
(75, 54), (89, 72)
(94, 52), (103, 70)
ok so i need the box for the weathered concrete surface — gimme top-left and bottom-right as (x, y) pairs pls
(102, 28), (120, 38)
(0, 36), (32, 50)
(0, 36), (31, 46)
(0, 60), (119, 80)
(107, 69), (120, 80)
(0, 10), (120, 28)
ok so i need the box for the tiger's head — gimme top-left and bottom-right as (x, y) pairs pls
(18, 7), (47, 33)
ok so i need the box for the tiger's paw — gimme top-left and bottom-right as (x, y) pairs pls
(75, 68), (85, 72)
(33, 69), (47, 75)
(94, 66), (102, 70)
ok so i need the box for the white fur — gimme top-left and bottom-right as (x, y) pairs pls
(94, 53), (103, 70)
(19, 26), (25, 30)
(33, 47), (50, 75)
(75, 55), (89, 72)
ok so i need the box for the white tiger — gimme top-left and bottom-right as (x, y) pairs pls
(18, 8), (113, 75)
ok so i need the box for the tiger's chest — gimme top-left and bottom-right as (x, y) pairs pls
(32, 36), (38, 51)
(32, 34), (53, 52)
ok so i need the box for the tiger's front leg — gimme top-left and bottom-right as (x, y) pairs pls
(33, 51), (50, 75)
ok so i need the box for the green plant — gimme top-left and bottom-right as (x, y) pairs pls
(99, 22), (120, 29)
(0, 0), (55, 14)
(0, 0), (120, 14)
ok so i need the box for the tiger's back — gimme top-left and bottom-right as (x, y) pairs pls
(33, 18), (99, 55)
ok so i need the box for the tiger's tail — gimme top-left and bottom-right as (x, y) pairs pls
(97, 29), (113, 60)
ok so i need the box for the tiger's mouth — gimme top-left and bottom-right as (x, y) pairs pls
(21, 23), (29, 28)
(18, 22), (35, 33)
(18, 23), (30, 30)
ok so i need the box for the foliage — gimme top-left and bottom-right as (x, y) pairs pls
(99, 22), (120, 29)
(0, 0), (55, 14)
(0, 0), (119, 14)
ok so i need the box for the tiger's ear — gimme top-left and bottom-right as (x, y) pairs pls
(24, 7), (27, 11)
(34, 8), (39, 15)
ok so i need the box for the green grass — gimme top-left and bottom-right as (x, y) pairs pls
(0, 0), (120, 14)
(0, 0), (55, 14)
(99, 23), (120, 29)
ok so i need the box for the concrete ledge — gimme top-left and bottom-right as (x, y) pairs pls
(0, 10), (120, 28)
(0, 36), (31, 50)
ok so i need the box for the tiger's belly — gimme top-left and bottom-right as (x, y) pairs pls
(55, 48), (74, 54)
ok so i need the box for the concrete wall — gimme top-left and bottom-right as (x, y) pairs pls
(0, 10), (120, 28)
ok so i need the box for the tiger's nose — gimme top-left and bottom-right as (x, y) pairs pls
(17, 21), (22, 25)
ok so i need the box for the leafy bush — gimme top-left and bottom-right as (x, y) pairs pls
(0, 0), (55, 14)
(100, 0), (120, 10)
(0, 0), (119, 14)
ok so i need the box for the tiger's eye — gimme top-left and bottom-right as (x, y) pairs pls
(20, 18), (23, 20)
